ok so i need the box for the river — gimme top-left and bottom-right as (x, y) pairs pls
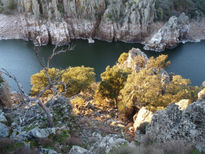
(0, 40), (204, 93)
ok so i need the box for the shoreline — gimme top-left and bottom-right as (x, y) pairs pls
(0, 14), (205, 51)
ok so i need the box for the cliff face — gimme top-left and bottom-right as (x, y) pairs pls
(16, 0), (156, 45)
(0, 0), (205, 51)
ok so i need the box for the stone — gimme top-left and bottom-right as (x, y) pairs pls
(201, 81), (205, 87)
(176, 99), (190, 110)
(69, 146), (91, 154)
(39, 148), (58, 154)
(29, 127), (50, 138)
(122, 48), (149, 70)
(89, 134), (128, 153)
(0, 123), (9, 137)
(133, 107), (153, 131)
(0, 109), (7, 122)
(198, 88), (205, 100)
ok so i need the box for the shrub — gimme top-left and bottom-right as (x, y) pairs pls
(96, 65), (131, 105)
(61, 66), (96, 96)
(119, 55), (199, 115)
(118, 52), (128, 64)
(30, 68), (61, 95)
(30, 66), (96, 97)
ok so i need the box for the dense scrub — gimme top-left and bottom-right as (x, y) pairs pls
(30, 51), (200, 120)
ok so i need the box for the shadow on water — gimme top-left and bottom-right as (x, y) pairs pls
(0, 39), (205, 92)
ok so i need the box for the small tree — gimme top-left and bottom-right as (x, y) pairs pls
(96, 65), (130, 105)
(61, 66), (96, 96)
(30, 66), (96, 97)
(30, 68), (61, 95)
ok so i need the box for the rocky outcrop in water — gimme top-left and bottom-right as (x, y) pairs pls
(144, 13), (190, 51)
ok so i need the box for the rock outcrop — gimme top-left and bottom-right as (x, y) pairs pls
(144, 13), (190, 51)
(133, 107), (153, 131)
(135, 100), (205, 152)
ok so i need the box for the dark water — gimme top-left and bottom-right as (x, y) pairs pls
(0, 40), (205, 92)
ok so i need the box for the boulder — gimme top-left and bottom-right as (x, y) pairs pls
(198, 88), (205, 101)
(133, 107), (153, 131)
(0, 109), (7, 122)
(69, 146), (92, 154)
(0, 123), (9, 137)
(39, 148), (57, 154)
(89, 134), (128, 153)
(28, 127), (51, 138)
(175, 99), (190, 110)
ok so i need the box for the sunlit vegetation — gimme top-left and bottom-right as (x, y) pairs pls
(30, 66), (96, 97)
(30, 52), (200, 120)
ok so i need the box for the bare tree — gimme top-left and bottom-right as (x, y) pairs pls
(1, 43), (74, 128)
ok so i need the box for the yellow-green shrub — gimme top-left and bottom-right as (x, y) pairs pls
(95, 65), (131, 104)
(61, 66), (96, 96)
(30, 68), (61, 95)
(30, 66), (96, 96)
(119, 55), (199, 115)
(118, 52), (128, 64)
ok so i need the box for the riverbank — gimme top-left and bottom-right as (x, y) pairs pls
(1, 13), (205, 51)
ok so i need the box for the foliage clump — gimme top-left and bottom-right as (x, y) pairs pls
(30, 66), (96, 97)
(95, 65), (131, 105)
(118, 52), (128, 64)
(119, 55), (199, 115)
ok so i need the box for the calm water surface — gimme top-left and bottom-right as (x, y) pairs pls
(0, 40), (204, 92)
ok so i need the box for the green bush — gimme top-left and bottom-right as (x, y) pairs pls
(119, 55), (199, 115)
(30, 66), (96, 96)
(95, 65), (131, 105)
(61, 66), (96, 96)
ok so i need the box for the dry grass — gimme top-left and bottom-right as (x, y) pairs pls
(111, 139), (194, 154)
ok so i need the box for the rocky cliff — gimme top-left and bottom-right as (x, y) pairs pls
(0, 0), (205, 51)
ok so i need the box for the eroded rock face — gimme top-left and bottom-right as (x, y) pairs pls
(12, 0), (157, 46)
(144, 13), (190, 51)
(135, 100), (205, 152)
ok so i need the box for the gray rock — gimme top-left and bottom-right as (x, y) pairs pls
(39, 148), (58, 154)
(69, 146), (92, 154)
(0, 109), (7, 122)
(0, 123), (9, 137)
(28, 127), (50, 138)
(144, 13), (190, 51)
(135, 100), (205, 152)
(89, 134), (128, 153)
